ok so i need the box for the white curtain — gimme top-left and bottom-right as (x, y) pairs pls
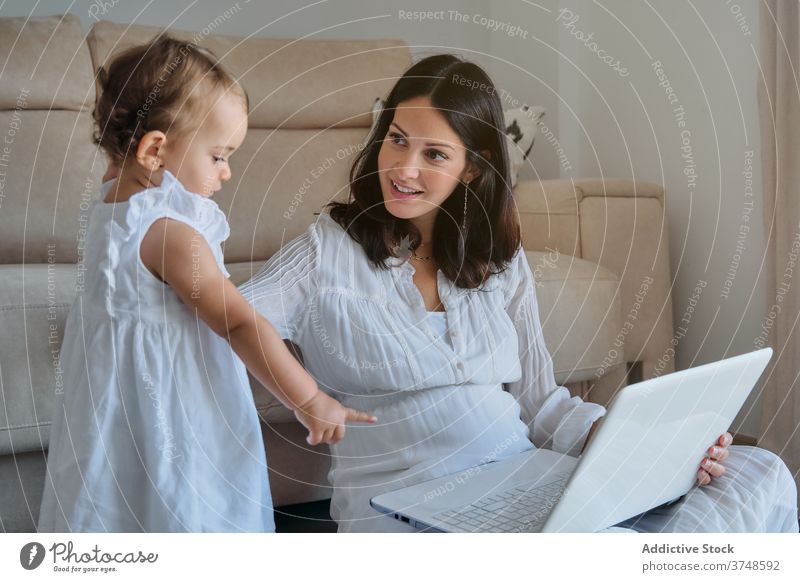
(758, 0), (800, 491)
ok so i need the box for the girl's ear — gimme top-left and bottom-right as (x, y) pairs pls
(135, 130), (167, 172)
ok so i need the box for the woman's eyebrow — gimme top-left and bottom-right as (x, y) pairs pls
(390, 122), (455, 151)
(214, 145), (236, 152)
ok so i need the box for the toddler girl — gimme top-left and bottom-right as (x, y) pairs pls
(37, 35), (375, 533)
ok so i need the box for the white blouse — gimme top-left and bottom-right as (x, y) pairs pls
(239, 212), (606, 531)
(426, 311), (451, 348)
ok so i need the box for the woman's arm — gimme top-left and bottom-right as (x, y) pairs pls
(237, 226), (318, 344)
(503, 249), (606, 457)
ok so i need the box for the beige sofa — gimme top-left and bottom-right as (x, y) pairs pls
(0, 15), (674, 532)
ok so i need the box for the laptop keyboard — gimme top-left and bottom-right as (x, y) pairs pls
(432, 477), (568, 532)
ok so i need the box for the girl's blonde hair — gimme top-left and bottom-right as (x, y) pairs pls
(93, 34), (248, 164)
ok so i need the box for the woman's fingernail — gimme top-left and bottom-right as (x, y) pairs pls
(703, 459), (712, 469)
(712, 447), (720, 456)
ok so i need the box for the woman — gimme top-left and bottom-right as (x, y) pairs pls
(240, 55), (798, 533)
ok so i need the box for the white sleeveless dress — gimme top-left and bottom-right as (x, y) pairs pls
(37, 171), (275, 532)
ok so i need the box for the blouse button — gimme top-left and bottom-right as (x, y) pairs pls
(456, 362), (465, 370)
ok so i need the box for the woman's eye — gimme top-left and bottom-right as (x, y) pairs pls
(212, 156), (227, 163)
(389, 132), (406, 146)
(426, 150), (447, 161)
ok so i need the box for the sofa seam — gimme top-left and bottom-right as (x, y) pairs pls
(0, 304), (71, 312)
(555, 362), (624, 376)
(0, 421), (51, 432)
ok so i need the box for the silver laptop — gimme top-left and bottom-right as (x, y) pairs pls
(370, 348), (773, 532)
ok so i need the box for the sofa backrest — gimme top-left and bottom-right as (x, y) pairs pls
(0, 15), (412, 265)
(0, 14), (101, 265)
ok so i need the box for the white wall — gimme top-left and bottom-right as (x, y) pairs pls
(542, 0), (765, 437)
(1, 0), (767, 436)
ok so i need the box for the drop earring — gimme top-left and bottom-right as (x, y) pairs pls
(461, 181), (469, 232)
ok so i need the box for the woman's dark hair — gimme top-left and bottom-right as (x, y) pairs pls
(327, 54), (521, 289)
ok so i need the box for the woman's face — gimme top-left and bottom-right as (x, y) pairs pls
(377, 96), (478, 226)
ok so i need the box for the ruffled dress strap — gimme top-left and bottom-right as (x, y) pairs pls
(124, 170), (231, 277)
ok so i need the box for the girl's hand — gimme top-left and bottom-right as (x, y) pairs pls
(697, 432), (732, 486)
(294, 391), (377, 446)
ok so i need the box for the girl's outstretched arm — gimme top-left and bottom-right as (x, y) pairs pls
(140, 217), (376, 445)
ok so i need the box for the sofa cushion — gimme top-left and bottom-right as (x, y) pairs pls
(220, 127), (368, 262)
(0, 264), (78, 456)
(516, 179), (582, 257)
(579, 193), (673, 379)
(0, 14), (94, 112)
(87, 21), (411, 130)
(0, 14), (103, 266)
(528, 250), (624, 384)
(0, 111), (104, 264)
(226, 260), (266, 287)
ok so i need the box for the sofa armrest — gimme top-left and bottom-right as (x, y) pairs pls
(513, 179), (582, 257)
(574, 178), (665, 201)
(514, 178), (675, 385)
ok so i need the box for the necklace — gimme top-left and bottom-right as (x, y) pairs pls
(412, 240), (433, 261)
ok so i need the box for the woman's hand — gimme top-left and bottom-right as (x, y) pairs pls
(294, 391), (377, 446)
(697, 432), (732, 486)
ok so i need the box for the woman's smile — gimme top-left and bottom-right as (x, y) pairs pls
(389, 178), (424, 200)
